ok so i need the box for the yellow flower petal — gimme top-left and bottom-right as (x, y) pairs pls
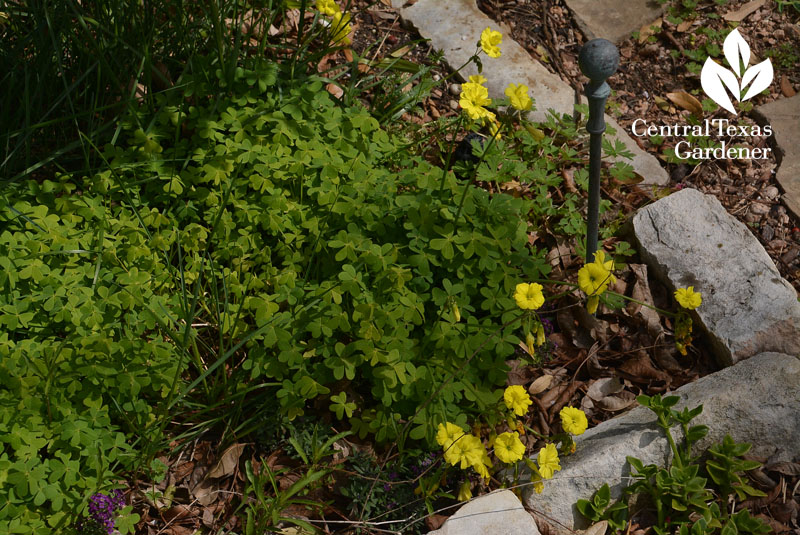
(514, 282), (545, 310)
(316, 0), (340, 16)
(505, 83), (532, 111)
(480, 27), (502, 58)
(560, 406), (588, 435)
(537, 443), (561, 479)
(504, 385), (532, 416)
(674, 286), (702, 310)
(494, 432), (526, 464)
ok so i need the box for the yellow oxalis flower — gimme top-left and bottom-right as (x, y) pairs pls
(675, 286), (702, 310)
(436, 422), (466, 449)
(537, 443), (561, 479)
(330, 11), (352, 44)
(316, 0), (340, 16)
(468, 74), (488, 85)
(453, 435), (492, 478)
(494, 432), (526, 464)
(505, 83), (532, 111)
(578, 251), (616, 298)
(514, 282), (545, 310)
(459, 81), (494, 121)
(504, 385), (532, 416)
(560, 406), (588, 435)
(480, 27), (502, 58)
(533, 481), (544, 493)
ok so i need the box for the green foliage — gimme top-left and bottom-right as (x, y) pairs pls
(0, 178), (183, 532)
(577, 395), (770, 535)
(240, 458), (329, 535)
(338, 450), (434, 535)
(576, 484), (628, 531)
(11, 58), (549, 457)
(774, 0), (800, 12)
(764, 43), (800, 70)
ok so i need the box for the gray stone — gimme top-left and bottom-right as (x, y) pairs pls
(429, 490), (541, 535)
(565, 0), (664, 44)
(753, 94), (800, 220)
(399, 0), (669, 185)
(523, 352), (800, 534)
(631, 188), (800, 366)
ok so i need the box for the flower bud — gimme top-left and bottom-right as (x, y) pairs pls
(451, 301), (461, 322)
(526, 331), (536, 355)
(535, 323), (546, 347)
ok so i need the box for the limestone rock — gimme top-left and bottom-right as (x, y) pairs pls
(631, 188), (800, 365)
(523, 352), (800, 533)
(429, 490), (540, 535)
(564, 0), (664, 44)
(753, 94), (800, 220)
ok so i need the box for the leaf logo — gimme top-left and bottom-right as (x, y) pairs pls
(700, 28), (773, 114)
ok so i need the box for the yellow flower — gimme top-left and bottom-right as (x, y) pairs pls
(560, 406), (588, 435)
(505, 83), (532, 111)
(330, 11), (351, 45)
(494, 432), (526, 464)
(480, 27), (502, 58)
(533, 481), (544, 493)
(578, 251), (616, 299)
(316, 0), (340, 16)
(537, 443), (561, 479)
(468, 74), (488, 85)
(459, 81), (494, 121)
(443, 435), (468, 466)
(504, 385), (532, 416)
(514, 282), (545, 310)
(675, 286), (702, 310)
(458, 481), (472, 502)
(452, 435), (492, 478)
(436, 422), (466, 449)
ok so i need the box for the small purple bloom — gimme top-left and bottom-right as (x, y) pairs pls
(79, 490), (126, 534)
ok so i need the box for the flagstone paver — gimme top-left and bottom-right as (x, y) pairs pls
(523, 352), (800, 534)
(632, 188), (800, 366)
(564, 0), (664, 44)
(753, 94), (800, 220)
(398, 0), (670, 185)
(428, 490), (541, 535)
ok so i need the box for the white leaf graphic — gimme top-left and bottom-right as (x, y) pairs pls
(723, 28), (750, 77)
(700, 57), (740, 114)
(740, 58), (774, 101)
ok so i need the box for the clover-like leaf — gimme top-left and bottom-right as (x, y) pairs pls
(700, 58), (740, 114)
(723, 28), (750, 77)
(740, 58), (773, 101)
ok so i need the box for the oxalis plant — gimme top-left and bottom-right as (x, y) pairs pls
(578, 394), (770, 535)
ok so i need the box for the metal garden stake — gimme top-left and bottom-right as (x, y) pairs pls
(578, 38), (619, 264)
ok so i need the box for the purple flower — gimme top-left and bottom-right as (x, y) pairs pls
(79, 490), (126, 534)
